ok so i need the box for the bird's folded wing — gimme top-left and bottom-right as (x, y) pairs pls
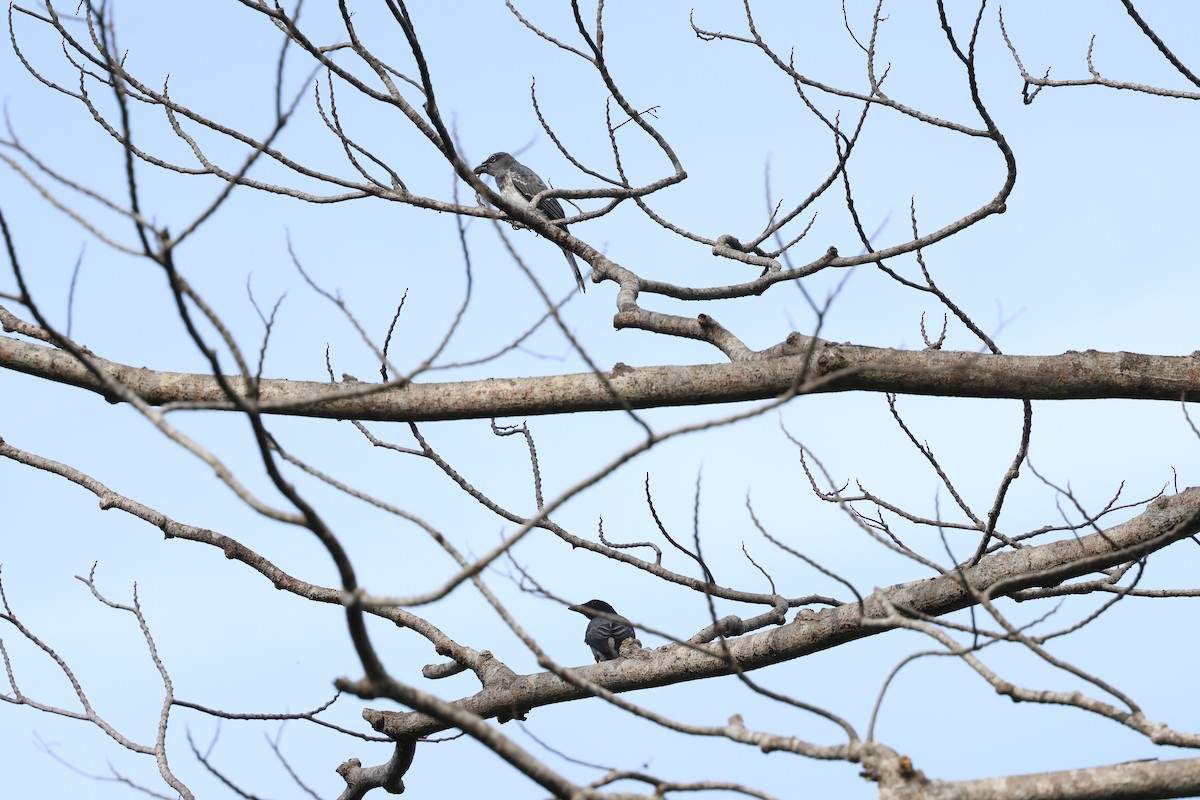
(589, 620), (633, 640)
(511, 169), (566, 223)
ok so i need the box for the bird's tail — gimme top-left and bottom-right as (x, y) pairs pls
(562, 248), (586, 293)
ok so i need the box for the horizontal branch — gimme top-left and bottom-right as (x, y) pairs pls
(889, 755), (1200, 800)
(2, 333), (1199, 421)
(371, 486), (1200, 739)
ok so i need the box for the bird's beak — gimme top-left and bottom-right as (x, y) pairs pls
(567, 604), (588, 616)
(472, 162), (487, 175)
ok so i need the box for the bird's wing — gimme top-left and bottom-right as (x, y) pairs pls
(509, 163), (567, 224)
(588, 619), (633, 643)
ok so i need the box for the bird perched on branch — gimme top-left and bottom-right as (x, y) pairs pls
(473, 151), (587, 293)
(568, 599), (635, 662)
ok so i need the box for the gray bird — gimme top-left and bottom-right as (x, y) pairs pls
(568, 599), (635, 662)
(473, 152), (586, 293)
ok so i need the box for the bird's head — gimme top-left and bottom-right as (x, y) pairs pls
(568, 599), (617, 618)
(473, 151), (513, 177)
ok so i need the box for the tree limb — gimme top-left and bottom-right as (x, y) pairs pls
(2, 330), (1198, 422)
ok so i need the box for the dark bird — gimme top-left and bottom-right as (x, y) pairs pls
(568, 599), (635, 662)
(473, 151), (587, 293)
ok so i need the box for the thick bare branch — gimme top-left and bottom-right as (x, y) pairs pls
(4, 328), (1199, 421)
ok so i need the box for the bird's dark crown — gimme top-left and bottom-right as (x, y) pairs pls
(473, 151), (512, 174)
(574, 599), (615, 613)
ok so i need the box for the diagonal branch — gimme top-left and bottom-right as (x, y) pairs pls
(370, 486), (1200, 739)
